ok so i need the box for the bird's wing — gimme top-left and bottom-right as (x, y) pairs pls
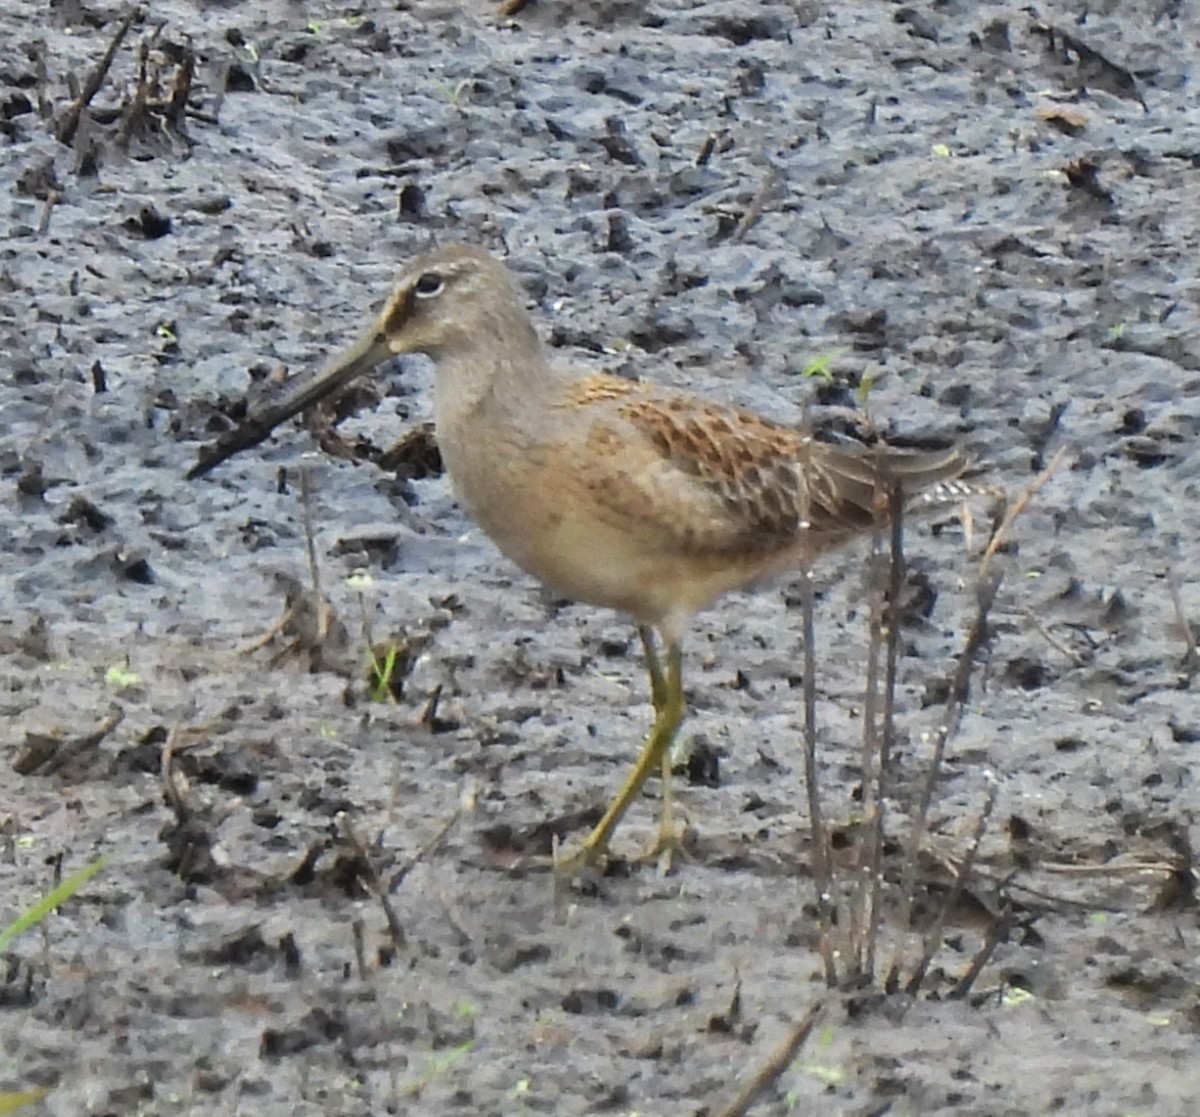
(559, 374), (970, 558)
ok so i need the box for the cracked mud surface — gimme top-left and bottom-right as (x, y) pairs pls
(1, 1), (1198, 1114)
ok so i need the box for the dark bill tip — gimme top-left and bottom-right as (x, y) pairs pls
(187, 329), (395, 480)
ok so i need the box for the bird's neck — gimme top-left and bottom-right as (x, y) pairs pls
(432, 315), (557, 434)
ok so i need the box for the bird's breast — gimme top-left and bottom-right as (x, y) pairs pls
(437, 420), (769, 628)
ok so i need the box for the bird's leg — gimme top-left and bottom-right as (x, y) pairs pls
(638, 625), (667, 709)
(565, 635), (685, 871)
(638, 627), (692, 871)
(645, 639), (693, 872)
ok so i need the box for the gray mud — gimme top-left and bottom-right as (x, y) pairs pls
(1, 1), (1198, 1114)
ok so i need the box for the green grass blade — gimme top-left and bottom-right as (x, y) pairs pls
(0, 1086), (53, 1112)
(0, 853), (111, 953)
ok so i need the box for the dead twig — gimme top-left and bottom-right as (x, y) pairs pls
(730, 164), (781, 243)
(32, 38), (51, 119)
(114, 36), (151, 148)
(57, 6), (141, 145)
(905, 775), (999, 995)
(873, 445), (1058, 984)
(159, 725), (227, 883)
(13, 706), (124, 777)
(351, 918), (369, 980)
(869, 483), (906, 978)
(1041, 859), (1179, 878)
(799, 554), (836, 986)
(710, 1001), (825, 1117)
(337, 812), (407, 950)
(166, 39), (195, 127)
(388, 799), (466, 894)
(36, 190), (59, 237)
(235, 572), (333, 662)
(298, 465), (333, 644)
(1021, 606), (1090, 667)
(1166, 568), (1198, 677)
(419, 683), (445, 729)
(949, 904), (1016, 1000)
(237, 473), (343, 667)
(980, 447), (1065, 574)
(116, 30), (196, 155)
(160, 725), (186, 818)
(847, 483), (904, 984)
(890, 568), (1002, 976)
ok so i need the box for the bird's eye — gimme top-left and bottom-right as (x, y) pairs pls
(413, 272), (444, 298)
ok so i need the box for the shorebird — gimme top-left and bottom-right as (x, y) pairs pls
(191, 244), (974, 871)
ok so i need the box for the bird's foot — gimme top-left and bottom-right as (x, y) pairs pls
(550, 834), (612, 895)
(636, 814), (696, 876)
(553, 815), (695, 880)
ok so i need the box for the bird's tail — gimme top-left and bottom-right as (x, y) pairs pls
(804, 441), (993, 538)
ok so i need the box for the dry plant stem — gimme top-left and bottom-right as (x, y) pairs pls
(72, 108), (96, 175)
(299, 465), (331, 642)
(167, 42), (195, 124)
(236, 610), (292, 655)
(209, 60), (229, 120)
(57, 5), (140, 144)
(33, 38), (50, 119)
(419, 683), (444, 729)
(160, 725), (187, 820)
(950, 904), (1015, 1000)
(848, 534), (886, 980)
(849, 584), (883, 982)
(980, 447), (1065, 574)
(890, 452), (1054, 976)
(731, 165), (781, 242)
(337, 813), (407, 950)
(13, 706), (124, 776)
(881, 483), (904, 770)
(800, 561), (836, 986)
(847, 485), (905, 982)
(357, 592), (377, 660)
(387, 806), (462, 894)
(893, 569), (1003, 956)
(1166, 568), (1199, 676)
(1022, 605), (1089, 666)
(1000, 878), (1125, 912)
(867, 484), (906, 978)
(157, 725), (223, 804)
(904, 776), (999, 995)
(858, 545), (886, 805)
(710, 1001), (824, 1117)
(1042, 860), (1179, 877)
(351, 918), (368, 980)
(115, 38), (150, 147)
(37, 191), (58, 237)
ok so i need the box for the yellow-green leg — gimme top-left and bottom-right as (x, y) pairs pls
(639, 625), (668, 708)
(641, 628), (686, 870)
(566, 627), (685, 869)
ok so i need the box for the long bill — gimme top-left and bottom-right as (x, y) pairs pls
(186, 327), (395, 479)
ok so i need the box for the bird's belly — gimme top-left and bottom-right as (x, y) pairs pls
(469, 491), (758, 625)
(442, 429), (788, 629)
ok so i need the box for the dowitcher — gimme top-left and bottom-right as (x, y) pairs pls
(191, 244), (973, 870)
